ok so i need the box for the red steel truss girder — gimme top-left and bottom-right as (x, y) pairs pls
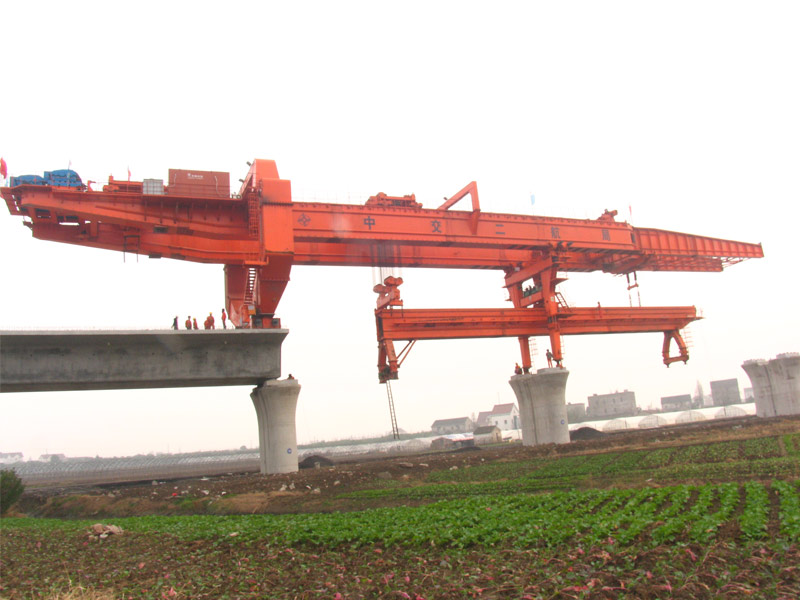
(376, 306), (699, 341)
(635, 227), (763, 260)
(23, 223), (742, 274)
(3, 184), (763, 274)
(5, 187), (247, 240)
(289, 202), (636, 252)
(21, 223), (740, 273)
(596, 253), (730, 273)
(26, 223), (258, 264)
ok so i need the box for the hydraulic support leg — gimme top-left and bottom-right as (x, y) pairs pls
(662, 330), (689, 366)
(539, 265), (564, 367)
(517, 336), (532, 372)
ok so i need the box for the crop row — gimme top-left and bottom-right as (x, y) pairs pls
(743, 436), (783, 459)
(774, 479), (800, 539)
(348, 455), (797, 502)
(425, 435), (794, 489)
(7, 481), (796, 550)
(785, 433), (800, 456)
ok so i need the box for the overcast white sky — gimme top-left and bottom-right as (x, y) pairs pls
(1, 1), (798, 459)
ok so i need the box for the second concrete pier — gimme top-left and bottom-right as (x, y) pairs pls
(509, 368), (570, 446)
(742, 352), (800, 418)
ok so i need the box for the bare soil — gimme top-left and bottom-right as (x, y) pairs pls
(17, 414), (800, 519)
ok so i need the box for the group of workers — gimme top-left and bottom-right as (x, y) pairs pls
(171, 309), (228, 331)
(513, 349), (561, 374)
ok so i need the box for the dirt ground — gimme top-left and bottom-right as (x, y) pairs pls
(17, 414), (800, 519)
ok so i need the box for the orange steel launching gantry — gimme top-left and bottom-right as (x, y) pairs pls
(1, 159), (763, 381)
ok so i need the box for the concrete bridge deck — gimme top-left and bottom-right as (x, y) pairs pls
(0, 330), (286, 393)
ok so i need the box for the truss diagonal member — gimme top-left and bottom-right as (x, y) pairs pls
(438, 181), (480, 212)
(437, 181), (481, 234)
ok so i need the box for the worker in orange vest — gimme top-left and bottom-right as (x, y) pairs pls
(193, 317), (199, 330)
(185, 316), (192, 330)
(208, 312), (215, 329)
(221, 308), (227, 329)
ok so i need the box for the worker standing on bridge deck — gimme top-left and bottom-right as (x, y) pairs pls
(172, 316), (178, 330)
(546, 349), (554, 368)
(208, 312), (215, 329)
(514, 363), (523, 375)
(185, 316), (192, 330)
(193, 317), (198, 330)
(221, 309), (227, 329)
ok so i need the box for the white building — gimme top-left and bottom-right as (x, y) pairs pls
(486, 403), (520, 430)
(0, 452), (24, 464)
(431, 417), (474, 434)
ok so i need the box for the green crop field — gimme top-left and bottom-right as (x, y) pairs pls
(2, 431), (799, 598)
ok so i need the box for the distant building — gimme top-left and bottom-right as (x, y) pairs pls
(486, 403), (520, 430)
(661, 394), (692, 412)
(586, 390), (637, 419)
(710, 379), (742, 407)
(0, 452), (23, 464)
(431, 417), (474, 435)
(475, 411), (493, 427)
(473, 425), (503, 445)
(39, 453), (66, 463)
(566, 402), (586, 423)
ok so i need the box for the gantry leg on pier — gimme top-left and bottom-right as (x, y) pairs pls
(251, 378), (301, 474)
(509, 368), (570, 446)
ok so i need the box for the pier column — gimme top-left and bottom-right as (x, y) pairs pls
(251, 378), (301, 474)
(509, 368), (570, 445)
(742, 353), (800, 418)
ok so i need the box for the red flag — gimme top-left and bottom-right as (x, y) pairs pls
(127, 166), (131, 181)
(0, 157), (7, 179)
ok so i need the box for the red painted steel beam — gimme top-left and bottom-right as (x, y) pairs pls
(635, 227), (764, 259)
(2, 180), (763, 273)
(376, 306), (699, 341)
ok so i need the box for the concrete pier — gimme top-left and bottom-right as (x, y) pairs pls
(742, 352), (800, 417)
(509, 368), (570, 445)
(251, 379), (301, 474)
